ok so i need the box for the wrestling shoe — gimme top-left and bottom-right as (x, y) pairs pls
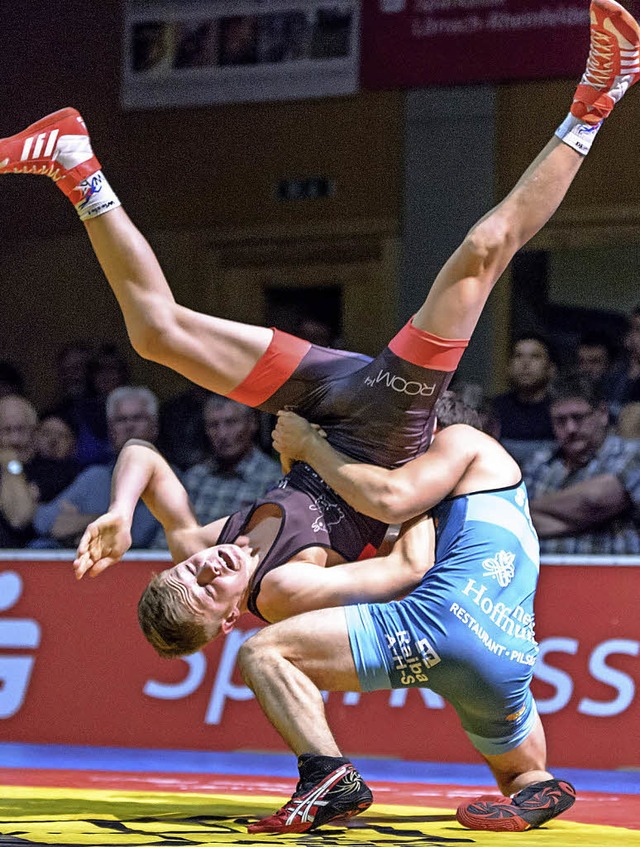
(0, 107), (101, 203)
(571, 0), (640, 124)
(456, 778), (576, 832)
(247, 754), (373, 834)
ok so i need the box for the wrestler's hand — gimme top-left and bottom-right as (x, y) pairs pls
(273, 411), (326, 473)
(73, 509), (132, 580)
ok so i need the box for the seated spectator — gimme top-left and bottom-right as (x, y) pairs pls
(89, 343), (130, 397)
(55, 342), (92, 405)
(54, 342), (131, 468)
(492, 332), (557, 465)
(0, 395), (39, 547)
(173, 394), (281, 536)
(617, 402), (640, 440)
(28, 412), (81, 503)
(32, 386), (162, 549)
(157, 384), (208, 471)
(575, 329), (626, 420)
(523, 373), (640, 554)
(619, 305), (640, 398)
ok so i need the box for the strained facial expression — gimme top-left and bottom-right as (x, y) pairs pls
(162, 544), (251, 636)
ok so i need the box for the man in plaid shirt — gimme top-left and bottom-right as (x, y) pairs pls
(183, 395), (281, 525)
(523, 373), (640, 554)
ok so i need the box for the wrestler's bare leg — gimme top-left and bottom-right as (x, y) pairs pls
(482, 712), (551, 796)
(0, 109), (272, 397)
(83, 208), (272, 395)
(240, 607), (576, 834)
(414, 0), (640, 342)
(239, 606), (551, 790)
(238, 606), (357, 756)
(413, 138), (582, 342)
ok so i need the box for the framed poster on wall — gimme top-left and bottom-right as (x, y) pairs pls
(122, 0), (361, 109)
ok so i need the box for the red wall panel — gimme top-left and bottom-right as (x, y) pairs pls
(1, 558), (638, 769)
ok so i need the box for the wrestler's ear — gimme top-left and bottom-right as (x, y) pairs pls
(221, 607), (241, 635)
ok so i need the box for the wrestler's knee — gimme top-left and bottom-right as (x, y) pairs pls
(237, 627), (274, 687)
(463, 214), (515, 269)
(123, 299), (173, 361)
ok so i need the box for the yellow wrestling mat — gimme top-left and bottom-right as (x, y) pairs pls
(1, 786), (640, 847)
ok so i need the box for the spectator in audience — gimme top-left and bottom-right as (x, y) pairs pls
(0, 395), (39, 547)
(492, 332), (557, 465)
(89, 343), (130, 397)
(28, 412), (81, 503)
(178, 394), (281, 531)
(157, 384), (208, 471)
(575, 329), (626, 420)
(523, 373), (640, 554)
(32, 386), (162, 549)
(607, 305), (640, 414)
(0, 361), (25, 399)
(55, 342), (92, 405)
(617, 402), (640, 440)
(55, 343), (131, 468)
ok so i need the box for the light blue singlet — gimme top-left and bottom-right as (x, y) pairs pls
(345, 480), (540, 756)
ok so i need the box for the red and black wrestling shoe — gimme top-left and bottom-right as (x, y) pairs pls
(248, 755), (373, 834)
(456, 778), (577, 832)
(0, 107), (101, 203)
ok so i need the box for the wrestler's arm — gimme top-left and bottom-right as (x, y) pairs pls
(259, 515), (434, 622)
(74, 439), (223, 578)
(273, 412), (474, 523)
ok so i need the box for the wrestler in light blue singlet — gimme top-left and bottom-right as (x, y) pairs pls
(345, 479), (540, 756)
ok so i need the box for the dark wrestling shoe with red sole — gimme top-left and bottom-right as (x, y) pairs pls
(456, 778), (576, 832)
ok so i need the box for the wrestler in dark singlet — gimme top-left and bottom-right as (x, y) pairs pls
(217, 319), (468, 615)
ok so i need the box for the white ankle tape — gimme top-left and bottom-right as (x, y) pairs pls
(73, 170), (122, 221)
(555, 113), (601, 155)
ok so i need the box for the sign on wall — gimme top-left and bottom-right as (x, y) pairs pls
(361, 1), (590, 90)
(2, 557), (639, 769)
(122, 1), (361, 109)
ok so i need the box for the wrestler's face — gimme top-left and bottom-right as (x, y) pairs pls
(162, 544), (251, 636)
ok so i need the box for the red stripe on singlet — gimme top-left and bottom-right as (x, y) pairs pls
(228, 329), (311, 407)
(388, 319), (469, 371)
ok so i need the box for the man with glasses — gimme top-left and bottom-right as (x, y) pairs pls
(523, 373), (640, 554)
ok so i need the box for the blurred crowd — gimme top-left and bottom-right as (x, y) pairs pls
(3, 306), (640, 555)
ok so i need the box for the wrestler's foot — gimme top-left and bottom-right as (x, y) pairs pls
(247, 754), (373, 834)
(571, 0), (640, 124)
(456, 778), (576, 832)
(0, 107), (101, 203)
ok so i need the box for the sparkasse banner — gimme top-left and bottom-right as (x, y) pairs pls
(360, 1), (590, 90)
(1, 557), (638, 770)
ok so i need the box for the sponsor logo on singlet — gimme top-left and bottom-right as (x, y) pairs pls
(364, 369), (436, 396)
(482, 550), (515, 587)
